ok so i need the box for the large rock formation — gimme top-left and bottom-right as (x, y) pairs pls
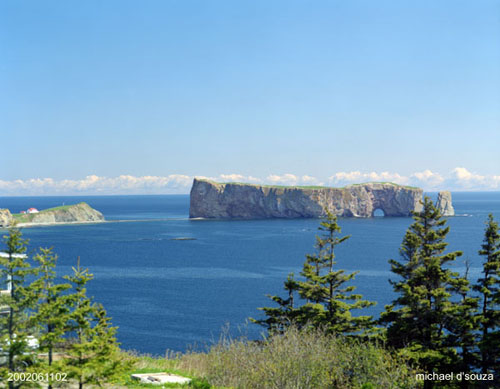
(436, 191), (455, 216)
(189, 179), (424, 219)
(0, 209), (13, 227)
(2, 202), (105, 227)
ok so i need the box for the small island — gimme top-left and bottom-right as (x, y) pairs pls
(0, 202), (105, 228)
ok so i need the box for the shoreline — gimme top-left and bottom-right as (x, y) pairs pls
(1, 217), (195, 229)
(15, 220), (107, 228)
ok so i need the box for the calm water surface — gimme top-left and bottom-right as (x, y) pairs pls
(1, 192), (499, 354)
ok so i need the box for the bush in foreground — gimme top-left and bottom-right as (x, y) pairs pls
(179, 326), (420, 389)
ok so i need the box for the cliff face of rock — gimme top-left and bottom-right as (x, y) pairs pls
(436, 191), (455, 216)
(0, 209), (13, 227)
(4, 202), (105, 227)
(189, 179), (424, 219)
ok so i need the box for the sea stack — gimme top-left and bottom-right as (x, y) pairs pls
(189, 178), (424, 219)
(437, 191), (455, 216)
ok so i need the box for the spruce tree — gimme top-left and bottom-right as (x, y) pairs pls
(82, 303), (127, 386)
(30, 247), (72, 389)
(255, 210), (375, 336)
(380, 197), (466, 379)
(473, 214), (500, 376)
(0, 229), (39, 388)
(445, 261), (479, 381)
(252, 273), (299, 333)
(297, 211), (375, 334)
(63, 258), (126, 388)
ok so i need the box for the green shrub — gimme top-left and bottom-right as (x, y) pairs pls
(180, 326), (420, 389)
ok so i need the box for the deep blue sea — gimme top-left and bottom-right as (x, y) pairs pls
(1, 192), (499, 355)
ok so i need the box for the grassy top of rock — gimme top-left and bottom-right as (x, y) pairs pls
(201, 178), (419, 191)
(11, 202), (104, 224)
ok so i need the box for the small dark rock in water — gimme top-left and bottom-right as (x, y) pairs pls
(170, 237), (196, 241)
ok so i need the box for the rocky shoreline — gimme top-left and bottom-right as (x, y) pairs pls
(15, 220), (106, 228)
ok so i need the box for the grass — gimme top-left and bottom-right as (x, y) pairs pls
(5, 327), (420, 388)
(11, 213), (32, 223)
(112, 326), (420, 389)
(11, 203), (87, 223)
(202, 179), (420, 191)
(34, 351), (209, 388)
(116, 351), (210, 388)
(40, 203), (83, 212)
(348, 182), (420, 190)
(220, 182), (327, 189)
(177, 326), (420, 389)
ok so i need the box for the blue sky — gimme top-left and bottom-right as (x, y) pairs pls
(1, 1), (499, 194)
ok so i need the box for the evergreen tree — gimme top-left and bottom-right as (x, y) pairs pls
(63, 258), (126, 388)
(252, 273), (299, 333)
(473, 214), (500, 376)
(380, 197), (466, 381)
(297, 211), (375, 334)
(82, 303), (127, 386)
(0, 229), (39, 388)
(445, 260), (479, 383)
(30, 247), (72, 389)
(255, 210), (375, 336)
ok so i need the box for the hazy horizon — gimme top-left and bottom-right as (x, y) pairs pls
(1, 168), (500, 196)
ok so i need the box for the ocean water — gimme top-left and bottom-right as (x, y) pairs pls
(1, 192), (499, 355)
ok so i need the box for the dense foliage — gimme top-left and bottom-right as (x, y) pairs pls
(380, 197), (467, 375)
(474, 214), (500, 377)
(179, 325), (418, 389)
(0, 229), (37, 387)
(0, 229), (126, 388)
